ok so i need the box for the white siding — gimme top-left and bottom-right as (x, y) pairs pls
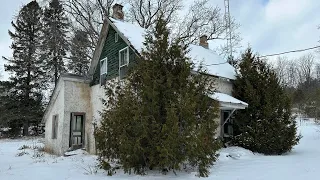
(44, 81), (65, 155)
(215, 78), (233, 95)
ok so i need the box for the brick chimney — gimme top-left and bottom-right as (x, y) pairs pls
(200, 35), (209, 49)
(112, 4), (124, 20)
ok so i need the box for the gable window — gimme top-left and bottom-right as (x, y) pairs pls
(115, 33), (119, 43)
(119, 47), (129, 79)
(52, 115), (58, 139)
(100, 57), (107, 85)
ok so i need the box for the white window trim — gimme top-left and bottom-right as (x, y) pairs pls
(119, 47), (129, 68)
(119, 47), (129, 79)
(100, 57), (108, 75)
(115, 33), (119, 43)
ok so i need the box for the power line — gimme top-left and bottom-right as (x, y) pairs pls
(205, 62), (229, 66)
(204, 45), (320, 66)
(259, 45), (320, 58)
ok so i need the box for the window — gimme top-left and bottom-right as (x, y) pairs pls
(100, 57), (107, 75)
(119, 47), (129, 79)
(115, 33), (119, 42)
(221, 110), (233, 137)
(100, 57), (107, 85)
(52, 115), (58, 139)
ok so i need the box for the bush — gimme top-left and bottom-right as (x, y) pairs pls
(232, 48), (301, 155)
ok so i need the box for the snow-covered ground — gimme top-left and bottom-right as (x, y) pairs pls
(0, 119), (318, 180)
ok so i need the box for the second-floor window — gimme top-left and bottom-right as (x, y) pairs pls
(119, 47), (129, 79)
(100, 57), (107, 85)
(115, 33), (119, 42)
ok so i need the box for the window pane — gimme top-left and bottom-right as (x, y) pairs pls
(119, 65), (128, 79)
(100, 59), (107, 75)
(120, 48), (128, 66)
(124, 49), (128, 64)
(120, 51), (125, 66)
(76, 116), (82, 131)
(115, 33), (118, 42)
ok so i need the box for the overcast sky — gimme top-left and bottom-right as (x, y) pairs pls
(1, 0), (320, 80)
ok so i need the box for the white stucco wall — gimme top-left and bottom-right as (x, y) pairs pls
(90, 84), (105, 125)
(44, 80), (65, 155)
(45, 77), (95, 155)
(214, 114), (222, 138)
(63, 79), (93, 154)
(211, 77), (233, 138)
(215, 78), (233, 95)
(88, 84), (106, 154)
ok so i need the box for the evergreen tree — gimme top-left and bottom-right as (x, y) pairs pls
(42, 0), (69, 85)
(95, 17), (221, 177)
(68, 30), (91, 75)
(3, 1), (44, 136)
(232, 48), (301, 155)
(227, 54), (237, 67)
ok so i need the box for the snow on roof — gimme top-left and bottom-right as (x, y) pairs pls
(211, 92), (248, 106)
(110, 18), (236, 80)
(110, 18), (146, 53)
(188, 45), (236, 80)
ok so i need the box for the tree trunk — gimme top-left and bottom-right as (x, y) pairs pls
(23, 121), (29, 136)
(54, 58), (58, 86)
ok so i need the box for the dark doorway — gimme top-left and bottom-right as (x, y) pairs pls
(221, 110), (233, 137)
(69, 113), (85, 150)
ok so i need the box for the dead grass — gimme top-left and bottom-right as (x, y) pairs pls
(38, 146), (55, 155)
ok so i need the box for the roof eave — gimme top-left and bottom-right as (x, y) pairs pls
(220, 102), (248, 110)
(88, 18), (110, 78)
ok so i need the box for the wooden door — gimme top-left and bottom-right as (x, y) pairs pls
(70, 114), (84, 150)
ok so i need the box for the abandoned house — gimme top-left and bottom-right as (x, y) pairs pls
(42, 4), (248, 155)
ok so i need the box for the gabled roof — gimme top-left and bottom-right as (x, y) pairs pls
(88, 17), (236, 80)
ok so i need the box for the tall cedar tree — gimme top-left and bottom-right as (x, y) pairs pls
(68, 30), (91, 75)
(232, 48), (301, 155)
(95, 18), (221, 177)
(3, 1), (44, 136)
(42, 0), (69, 85)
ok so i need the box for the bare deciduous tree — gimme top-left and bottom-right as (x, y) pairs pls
(127, 0), (182, 28)
(126, 0), (241, 56)
(63, 0), (241, 57)
(63, 0), (115, 54)
(175, 0), (241, 56)
(286, 60), (298, 87)
(274, 56), (289, 86)
(297, 53), (315, 86)
(315, 63), (320, 79)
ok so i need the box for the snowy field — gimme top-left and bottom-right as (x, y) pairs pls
(0, 119), (318, 180)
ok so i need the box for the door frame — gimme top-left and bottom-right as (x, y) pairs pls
(69, 112), (86, 149)
(220, 110), (233, 137)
